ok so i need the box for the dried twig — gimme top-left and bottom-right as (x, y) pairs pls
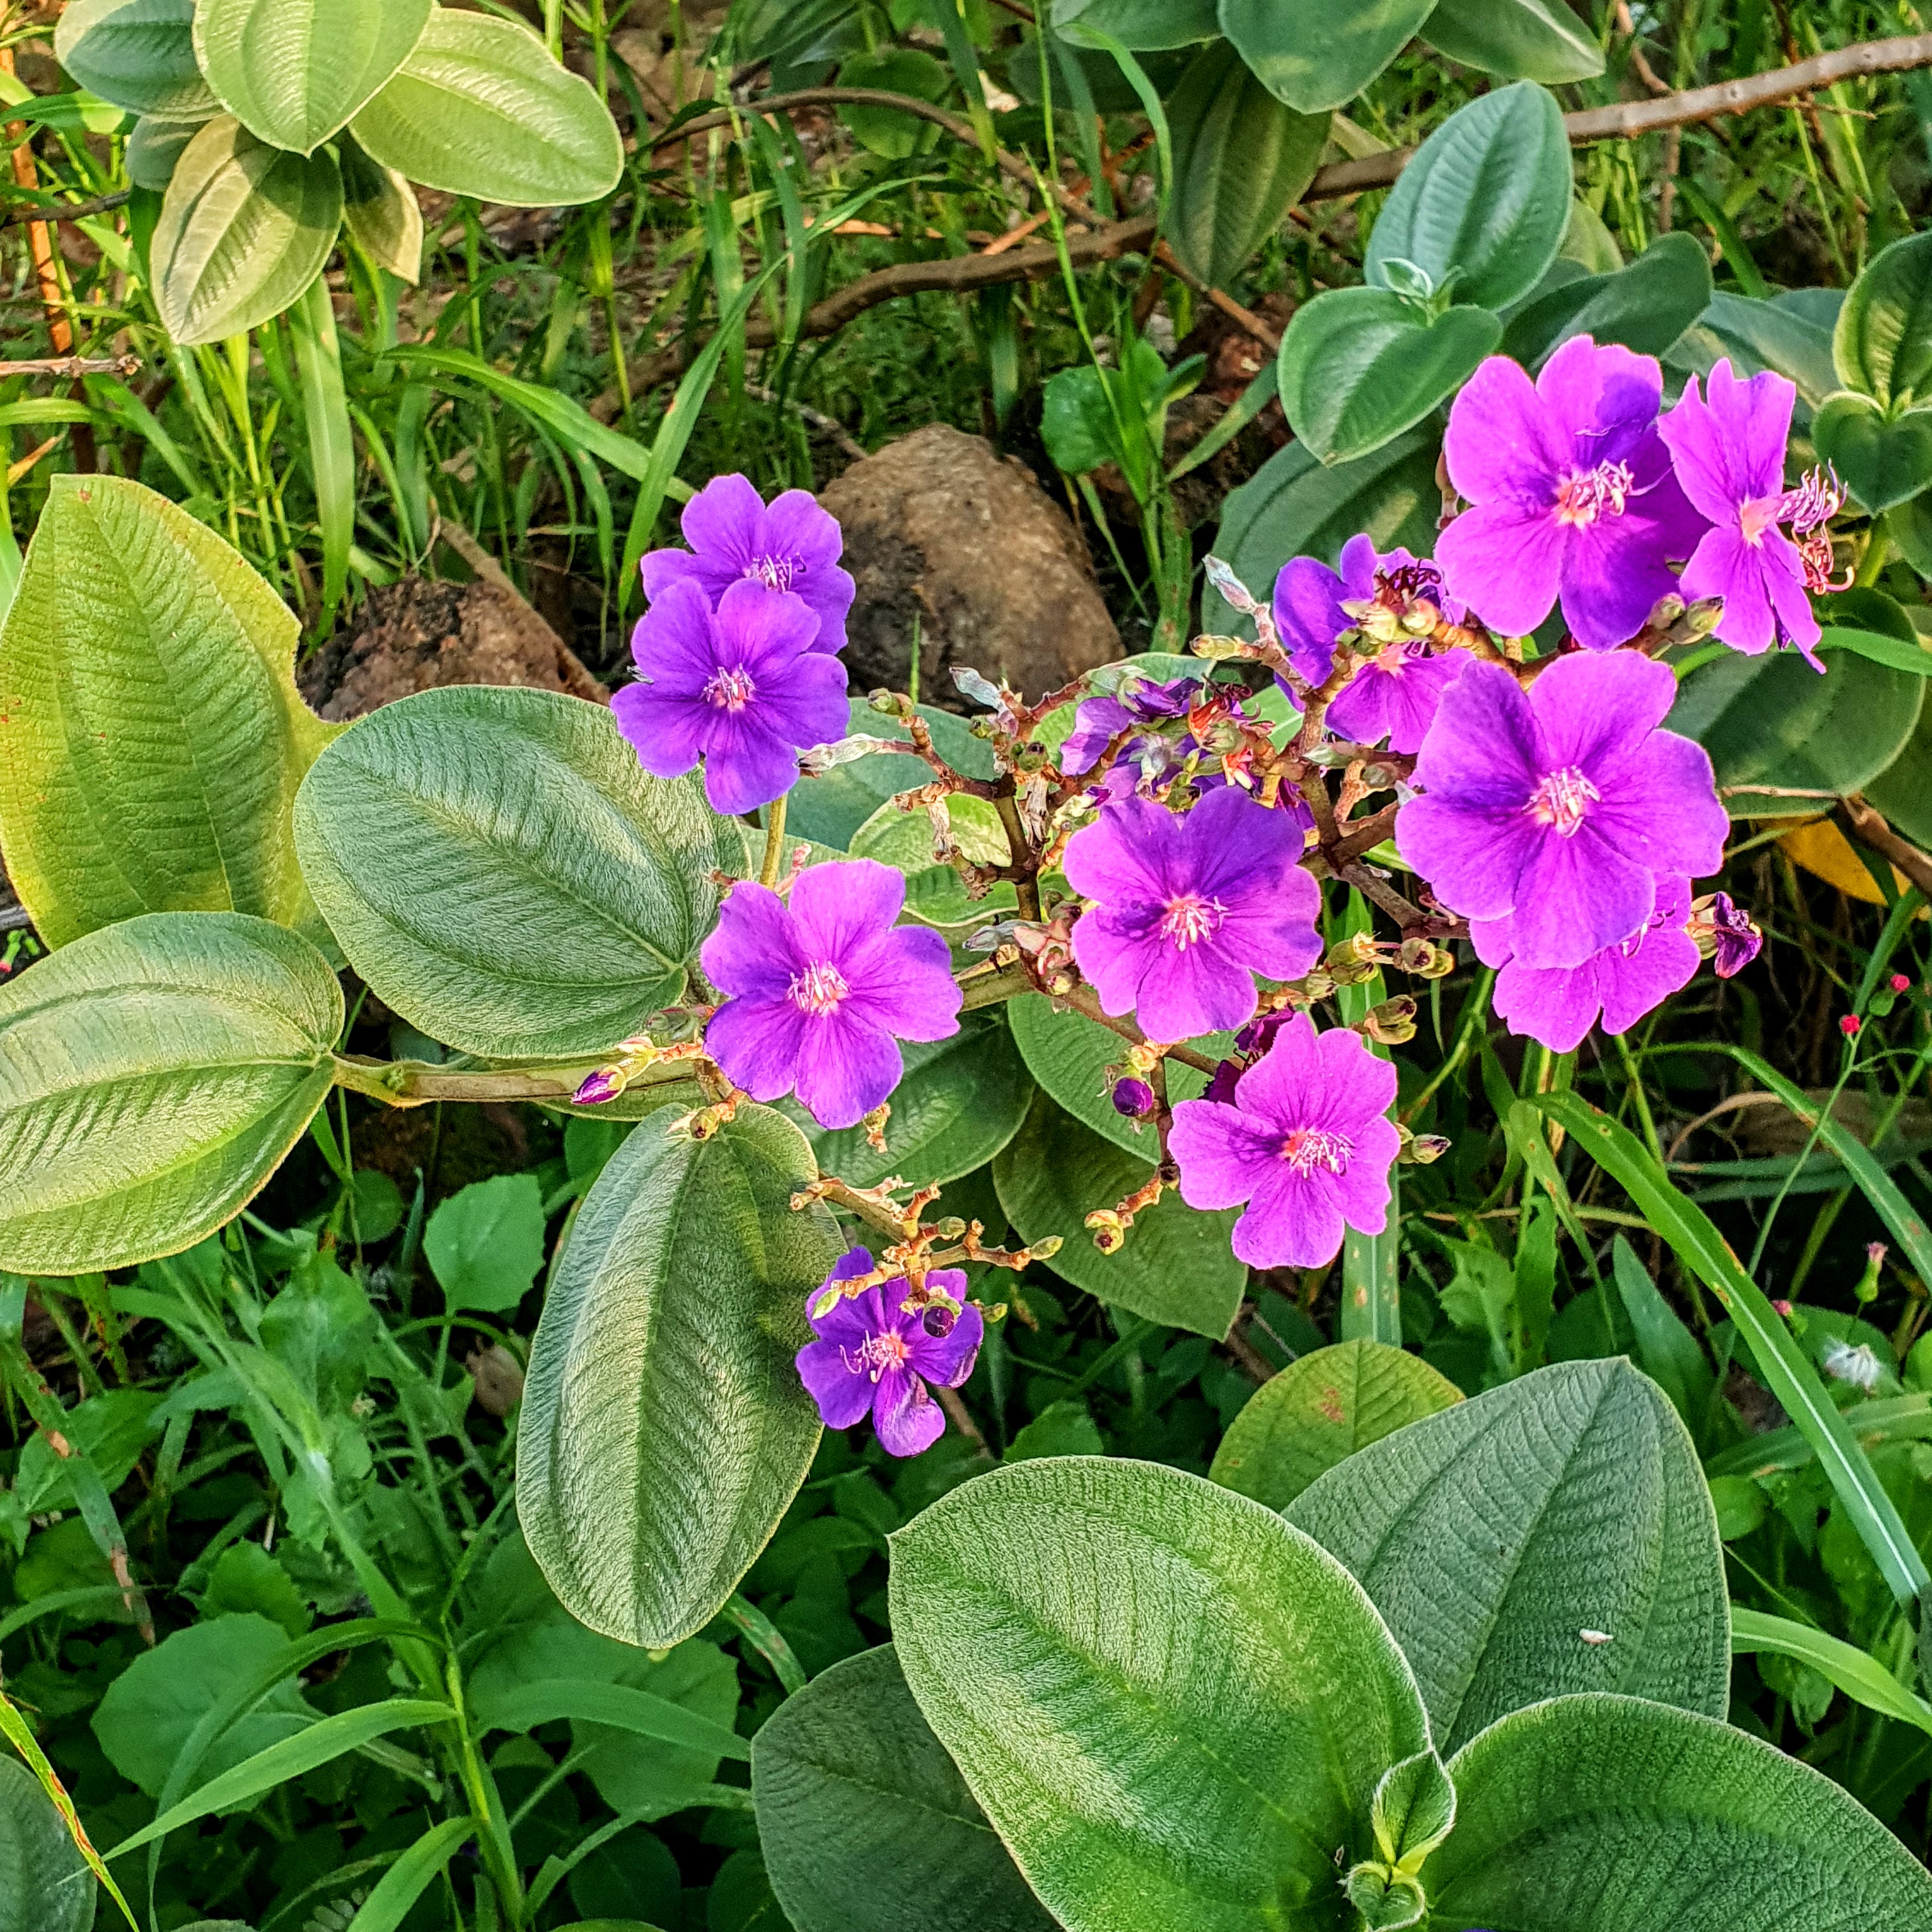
(1837, 796), (1932, 900)
(0, 353), (137, 378)
(0, 187), (129, 229)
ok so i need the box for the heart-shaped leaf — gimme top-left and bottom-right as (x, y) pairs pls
(1420, 0), (1605, 82)
(0, 912), (342, 1273)
(1367, 80), (1572, 312)
(348, 8), (622, 208)
(889, 1456), (1431, 1932)
(1211, 1338), (1464, 1511)
(752, 1644), (1057, 1932)
(518, 1104), (842, 1648)
(0, 475), (339, 949)
(194, 0), (431, 153)
(151, 118), (342, 344)
(53, 0), (214, 120)
(0, 1756), (94, 1932)
(1812, 390), (1932, 514)
(993, 1089), (1245, 1338)
(1281, 288), (1501, 464)
(1833, 228), (1932, 410)
(1165, 40), (1329, 286)
(1220, 0), (1436, 113)
(294, 686), (745, 1060)
(1501, 231), (1712, 367)
(1430, 1693), (1932, 1931)
(1286, 1359), (1729, 1753)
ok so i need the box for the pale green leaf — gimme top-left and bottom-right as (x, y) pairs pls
(54, 0), (214, 119)
(424, 1174), (546, 1315)
(1220, 0), (1434, 113)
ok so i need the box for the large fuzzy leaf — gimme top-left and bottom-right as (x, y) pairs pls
(0, 1756), (93, 1932)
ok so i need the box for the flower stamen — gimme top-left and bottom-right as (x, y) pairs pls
(744, 553), (802, 592)
(1278, 1125), (1353, 1177)
(788, 960), (850, 1015)
(1526, 765), (1600, 836)
(1552, 459), (1637, 527)
(1158, 892), (1227, 950)
(703, 665), (758, 712)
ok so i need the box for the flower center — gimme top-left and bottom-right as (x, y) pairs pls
(788, 961), (850, 1016)
(1278, 1126), (1353, 1177)
(1159, 892), (1227, 949)
(743, 553), (801, 592)
(847, 1330), (912, 1381)
(1552, 459), (1636, 527)
(1526, 765), (1600, 836)
(1738, 493), (1784, 546)
(703, 665), (757, 712)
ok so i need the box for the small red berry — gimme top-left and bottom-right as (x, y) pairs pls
(1841, 1013), (1862, 1037)
(1891, 973), (1912, 993)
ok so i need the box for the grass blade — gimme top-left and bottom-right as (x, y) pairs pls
(344, 1815), (473, 1932)
(1732, 1607), (1932, 1736)
(288, 272), (355, 632)
(0, 1687), (139, 1930)
(473, 1679), (751, 1759)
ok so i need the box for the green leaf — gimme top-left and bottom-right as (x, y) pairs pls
(1607, 1236), (1713, 1436)
(0, 1754), (93, 1932)
(1006, 993), (1220, 1156)
(519, 1105), (843, 1648)
(834, 47), (948, 158)
(752, 1644), (1057, 1932)
(287, 270), (353, 633)
(1501, 231), (1713, 367)
(151, 118), (342, 344)
(0, 913), (341, 1274)
(1220, 0), (1435, 113)
(1367, 81), (1572, 312)
(1286, 1359), (1729, 1753)
(1667, 638), (1926, 816)
(1533, 1090), (1931, 1607)
(1280, 289), (1499, 464)
(1039, 341), (1166, 479)
(348, 9), (622, 208)
(1202, 429), (1443, 633)
(1430, 1693), (1932, 1932)
(1669, 289), (1839, 425)
(53, 0), (214, 120)
(1834, 228), (1932, 409)
(424, 1174), (546, 1315)
(1420, 0), (1604, 82)
(1052, 0), (1218, 48)
(294, 686), (744, 1059)
(778, 1010), (1032, 1189)
(475, 1680), (749, 1761)
(1812, 390), (1932, 514)
(336, 1816), (471, 1932)
(1209, 1338), (1463, 1512)
(1820, 622), (1932, 674)
(0, 474), (339, 947)
(992, 1089), (1245, 1338)
(125, 113), (202, 190)
(1163, 40), (1328, 286)
(339, 139), (422, 282)
(1865, 705), (1932, 845)
(888, 1456), (1431, 1932)
(193, 0), (429, 153)
(1732, 1607), (1932, 1737)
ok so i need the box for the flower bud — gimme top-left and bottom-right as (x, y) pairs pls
(935, 1216), (967, 1240)
(1857, 1241), (1887, 1305)
(1188, 632), (1252, 661)
(1402, 1133), (1450, 1166)
(1084, 1209), (1126, 1254)
(572, 1066), (627, 1107)
(1112, 1076), (1157, 1120)
(1363, 996), (1418, 1045)
(1029, 1234), (1064, 1261)
(1841, 1013), (1862, 1038)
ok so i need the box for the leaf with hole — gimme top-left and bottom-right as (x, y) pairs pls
(518, 1104), (842, 1648)
(1812, 390), (1932, 514)
(54, 0), (214, 119)
(1287, 1358), (1729, 1752)
(1420, 0), (1604, 82)
(0, 913), (341, 1274)
(1220, 0), (1436, 113)
(0, 474), (339, 947)
(1163, 41), (1328, 286)
(194, 0), (431, 153)
(151, 118), (342, 344)
(753, 1644), (1057, 1932)
(1367, 80), (1572, 312)
(1501, 231), (1713, 367)
(1280, 289), (1500, 464)
(1210, 1338), (1463, 1512)
(349, 9), (622, 208)
(993, 1089), (1245, 1338)
(1430, 1694), (1932, 1932)
(889, 1456), (1430, 1932)
(294, 686), (744, 1059)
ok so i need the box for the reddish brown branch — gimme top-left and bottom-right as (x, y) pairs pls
(1838, 797), (1932, 900)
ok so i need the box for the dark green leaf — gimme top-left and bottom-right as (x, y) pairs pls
(1366, 80), (1572, 312)
(294, 686), (744, 1059)
(1420, 0), (1604, 82)
(339, 136), (422, 282)
(1280, 289), (1499, 464)
(1052, 0), (1218, 47)
(0, 1756), (92, 1932)
(53, 0), (214, 119)
(1209, 1338), (1462, 1511)
(1220, 0), (1436, 113)
(1287, 1359), (1729, 1753)
(125, 112), (202, 190)
(753, 1644), (1056, 1932)
(424, 1174), (547, 1315)
(1865, 705), (1932, 845)
(1607, 1236), (1713, 1436)
(1501, 231), (1712, 367)
(835, 48), (948, 157)
(1669, 290), (1839, 426)
(1813, 390), (1932, 514)
(519, 1105), (843, 1648)
(1834, 228), (1932, 409)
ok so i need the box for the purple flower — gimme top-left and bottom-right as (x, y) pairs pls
(1065, 785), (1321, 1042)
(1473, 875), (1701, 1054)
(1690, 890), (1763, 977)
(1061, 675), (1201, 776)
(1438, 337), (1705, 650)
(1328, 641), (1473, 755)
(613, 578), (849, 816)
(641, 472), (855, 654)
(1169, 1013), (1399, 1269)
(796, 1250), (983, 1457)
(1112, 1076), (1157, 1119)
(1397, 652), (1728, 970)
(701, 859), (962, 1128)
(1658, 360), (1820, 666)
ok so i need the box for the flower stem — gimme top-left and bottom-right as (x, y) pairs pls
(993, 789), (1041, 919)
(760, 793), (788, 889)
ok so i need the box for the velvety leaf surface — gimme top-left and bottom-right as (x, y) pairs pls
(1210, 1339), (1464, 1511)
(1501, 231), (1713, 367)
(1220, 0), (1435, 114)
(1834, 229), (1932, 410)
(518, 1104), (842, 1648)
(1420, 0), (1605, 82)
(751, 1644), (1057, 1932)
(294, 686), (744, 1059)
(0, 913), (341, 1273)
(53, 0), (214, 119)
(1430, 1694), (1932, 1932)
(1287, 1359), (1729, 1753)
(889, 1456), (1430, 1932)
(0, 1755), (93, 1932)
